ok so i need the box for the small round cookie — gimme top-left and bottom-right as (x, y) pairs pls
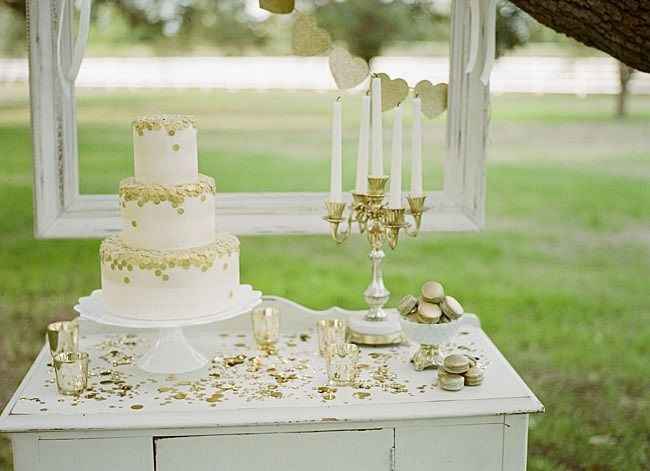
(416, 301), (441, 324)
(443, 353), (470, 374)
(421, 281), (445, 304)
(464, 354), (477, 368)
(441, 296), (464, 320)
(439, 372), (464, 391)
(398, 295), (419, 317)
(464, 366), (484, 386)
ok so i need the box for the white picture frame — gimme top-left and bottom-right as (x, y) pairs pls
(29, 0), (490, 238)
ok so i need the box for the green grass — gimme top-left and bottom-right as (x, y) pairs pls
(1, 86), (649, 470)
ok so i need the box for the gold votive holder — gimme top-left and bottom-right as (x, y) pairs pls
(53, 351), (89, 396)
(326, 343), (360, 386)
(251, 306), (280, 353)
(367, 175), (389, 196)
(317, 319), (348, 356)
(47, 320), (79, 357)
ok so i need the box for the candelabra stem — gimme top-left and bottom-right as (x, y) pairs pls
(363, 248), (390, 321)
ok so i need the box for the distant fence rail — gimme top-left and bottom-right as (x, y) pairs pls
(1, 56), (649, 95)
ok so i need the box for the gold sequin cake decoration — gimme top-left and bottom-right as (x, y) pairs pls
(132, 114), (197, 136)
(100, 234), (239, 280)
(119, 174), (216, 213)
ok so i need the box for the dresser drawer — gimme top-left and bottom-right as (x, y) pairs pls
(396, 423), (504, 471)
(155, 428), (394, 471)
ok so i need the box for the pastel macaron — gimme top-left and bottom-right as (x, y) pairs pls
(464, 366), (484, 386)
(416, 301), (442, 324)
(441, 296), (464, 320)
(439, 371), (464, 391)
(398, 295), (419, 317)
(421, 281), (445, 304)
(443, 353), (470, 374)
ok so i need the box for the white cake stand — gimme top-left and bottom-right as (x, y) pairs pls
(74, 285), (262, 374)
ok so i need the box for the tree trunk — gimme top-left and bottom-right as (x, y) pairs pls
(616, 61), (634, 118)
(510, 0), (650, 73)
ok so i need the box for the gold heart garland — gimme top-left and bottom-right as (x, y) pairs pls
(292, 14), (331, 56)
(414, 80), (448, 118)
(375, 73), (409, 112)
(259, 0), (295, 14)
(329, 47), (369, 90)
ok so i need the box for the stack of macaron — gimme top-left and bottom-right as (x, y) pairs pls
(438, 353), (484, 391)
(398, 280), (464, 324)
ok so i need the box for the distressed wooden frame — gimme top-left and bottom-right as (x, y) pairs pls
(29, 0), (490, 238)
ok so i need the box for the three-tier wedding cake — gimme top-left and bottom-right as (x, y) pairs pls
(99, 115), (240, 320)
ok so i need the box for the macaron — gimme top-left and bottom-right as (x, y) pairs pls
(443, 353), (470, 374)
(464, 366), (484, 386)
(397, 295), (419, 317)
(439, 371), (464, 391)
(441, 296), (464, 320)
(421, 281), (445, 304)
(416, 301), (442, 324)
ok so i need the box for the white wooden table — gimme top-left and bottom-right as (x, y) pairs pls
(1, 296), (543, 471)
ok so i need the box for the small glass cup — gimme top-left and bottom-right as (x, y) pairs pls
(317, 319), (348, 356)
(47, 320), (79, 357)
(53, 351), (89, 396)
(251, 307), (280, 352)
(326, 343), (360, 386)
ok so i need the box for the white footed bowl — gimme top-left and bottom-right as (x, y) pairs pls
(400, 317), (463, 346)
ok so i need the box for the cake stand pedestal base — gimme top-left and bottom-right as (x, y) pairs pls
(74, 286), (262, 375)
(348, 310), (404, 346)
(137, 327), (207, 374)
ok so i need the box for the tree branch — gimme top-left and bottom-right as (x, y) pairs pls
(511, 0), (650, 72)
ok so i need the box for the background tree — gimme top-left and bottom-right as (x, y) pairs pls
(313, 0), (444, 63)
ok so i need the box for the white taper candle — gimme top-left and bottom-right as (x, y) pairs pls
(389, 104), (403, 209)
(355, 94), (371, 194)
(370, 77), (383, 176)
(411, 96), (423, 196)
(329, 97), (343, 202)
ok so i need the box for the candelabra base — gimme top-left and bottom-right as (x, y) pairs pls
(348, 310), (404, 346)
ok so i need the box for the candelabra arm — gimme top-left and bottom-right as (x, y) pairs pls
(406, 195), (427, 237)
(324, 201), (351, 245)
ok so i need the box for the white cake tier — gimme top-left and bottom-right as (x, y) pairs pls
(100, 234), (240, 320)
(119, 175), (216, 250)
(133, 115), (198, 185)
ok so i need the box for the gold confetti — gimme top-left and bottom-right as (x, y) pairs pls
(130, 404), (144, 410)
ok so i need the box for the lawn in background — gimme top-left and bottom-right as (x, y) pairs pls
(1, 86), (649, 470)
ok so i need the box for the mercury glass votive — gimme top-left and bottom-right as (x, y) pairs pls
(317, 319), (348, 356)
(326, 343), (360, 386)
(53, 351), (89, 396)
(251, 307), (280, 351)
(47, 320), (79, 357)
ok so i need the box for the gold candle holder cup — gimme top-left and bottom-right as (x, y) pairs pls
(326, 343), (360, 386)
(53, 351), (89, 396)
(251, 306), (280, 353)
(47, 320), (79, 357)
(317, 319), (348, 356)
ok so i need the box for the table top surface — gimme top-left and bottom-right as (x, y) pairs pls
(0, 297), (543, 433)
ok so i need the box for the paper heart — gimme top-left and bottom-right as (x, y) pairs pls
(375, 73), (409, 112)
(292, 14), (331, 56)
(259, 0), (294, 14)
(329, 47), (369, 90)
(414, 80), (448, 119)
